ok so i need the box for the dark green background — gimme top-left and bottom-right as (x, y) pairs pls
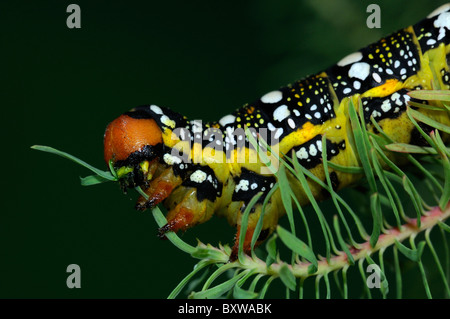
(1, 0), (447, 298)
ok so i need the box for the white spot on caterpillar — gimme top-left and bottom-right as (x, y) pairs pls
(434, 11), (450, 30)
(274, 128), (284, 139)
(371, 110), (382, 118)
(309, 144), (317, 156)
(372, 73), (382, 83)
(381, 100), (391, 113)
(296, 147), (308, 159)
(267, 122), (276, 131)
(273, 104), (290, 121)
(343, 87), (352, 95)
(219, 114), (236, 126)
(348, 62), (370, 81)
(316, 140), (322, 152)
(438, 27), (446, 41)
(426, 39), (437, 46)
(261, 90), (282, 104)
(250, 183), (258, 190)
(403, 94), (411, 104)
(353, 80), (361, 90)
(161, 115), (175, 128)
(391, 92), (400, 101)
(337, 51), (363, 67)
(190, 170), (207, 183)
(191, 120), (203, 133)
(150, 104), (163, 115)
(235, 179), (249, 192)
(163, 153), (182, 165)
(288, 118), (296, 129)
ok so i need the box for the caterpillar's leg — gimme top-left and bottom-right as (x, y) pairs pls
(229, 200), (279, 261)
(158, 187), (215, 236)
(135, 167), (183, 210)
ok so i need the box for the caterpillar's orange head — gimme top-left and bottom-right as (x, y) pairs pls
(104, 108), (164, 190)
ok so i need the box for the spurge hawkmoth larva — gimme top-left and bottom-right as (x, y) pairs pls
(103, 4), (450, 260)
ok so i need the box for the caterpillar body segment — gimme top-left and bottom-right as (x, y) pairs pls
(104, 4), (450, 259)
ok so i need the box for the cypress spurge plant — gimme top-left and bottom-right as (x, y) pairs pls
(32, 90), (450, 299)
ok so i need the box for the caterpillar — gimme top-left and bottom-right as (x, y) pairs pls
(103, 4), (450, 260)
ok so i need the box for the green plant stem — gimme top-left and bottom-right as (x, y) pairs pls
(228, 205), (450, 279)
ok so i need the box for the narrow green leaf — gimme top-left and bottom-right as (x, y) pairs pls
(369, 193), (382, 248)
(438, 221), (450, 233)
(348, 98), (377, 192)
(265, 234), (277, 267)
(432, 129), (450, 158)
(358, 258), (372, 299)
(393, 245), (402, 299)
(443, 101), (450, 112)
(327, 161), (364, 174)
(151, 206), (197, 255)
(406, 108), (436, 148)
(192, 271), (246, 299)
(238, 192), (263, 263)
(408, 100), (447, 111)
(191, 247), (226, 260)
(80, 174), (112, 186)
(251, 183), (279, 251)
(366, 254), (389, 297)
(370, 144), (401, 228)
(277, 226), (318, 271)
(31, 145), (117, 181)
(394, 239), (425, 262)
(168, 260), (212, 299)
(277, 164), (295, 234)
(108, 159), (118, 179)
(408, 107), (450, 134)
(384, 143), (438, 154)
(410, 238), (432, 299)
(248, 273), (264, 293)
(258, 276), (275, 299)
(279, 264), (296, 291)
(402, 176), (424, 227)
(408, 89), (450, 101)
(425, 228), (450, 297)
(440, 154), (450, 211)
(233, 284), (258, 299)
(135, 185), (149, 200)
(323, 272), (331, 299)
(333, 216), (354, 265)
(233, 269), (259, 299)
